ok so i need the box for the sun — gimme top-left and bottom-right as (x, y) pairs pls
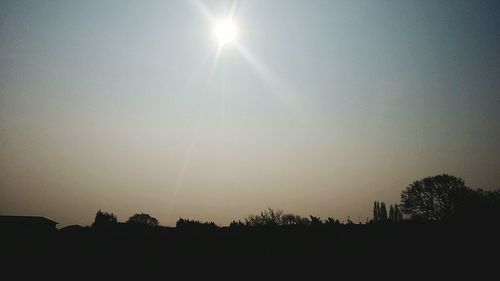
(213, 19), (238, 45)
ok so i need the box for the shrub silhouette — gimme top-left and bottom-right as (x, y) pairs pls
(346, 216), (354, 224)
(126, 213), (159, 227)
(309, 215), (322, 226)
(92, 210), (118, 228)
(176, 218), (218, 230)
(325, 217), (341, 225)
(245, 208), (284, 226)
(229, 220), (245, 228)
(281, 213), (310, 225)
(244, 208), (320, 226)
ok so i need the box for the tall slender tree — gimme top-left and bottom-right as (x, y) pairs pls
(389, 205), (395, 222)
(380, 202), (388, 222)
(373, 201), (380, 223)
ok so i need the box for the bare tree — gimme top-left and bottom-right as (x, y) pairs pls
(400, 174), (471, 221)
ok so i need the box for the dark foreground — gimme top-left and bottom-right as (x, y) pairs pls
(2, 222), (498, 278)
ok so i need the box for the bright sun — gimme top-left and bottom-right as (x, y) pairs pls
(213, 19), (238, 45)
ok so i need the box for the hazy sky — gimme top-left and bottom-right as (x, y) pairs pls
(1, 0), (499, 227)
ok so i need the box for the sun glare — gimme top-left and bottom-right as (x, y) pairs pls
(213, 19), (238, 45)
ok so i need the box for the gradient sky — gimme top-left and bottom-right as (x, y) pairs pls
(1, 0), (499, 227)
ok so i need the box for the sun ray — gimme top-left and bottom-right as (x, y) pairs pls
(190, 0), (215, 22)
(166, 116), (201, 219)
(234, 43), (301, 110)
(228, 0), (238, 20)
(166, 0), (304, 221)
(209, 44), (224, 79)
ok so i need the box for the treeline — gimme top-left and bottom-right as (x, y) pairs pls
(92, 211), (159, 228)
(89, 208), (346, 230)
(87, 174), (499, 230)
(230, 208), (342, 228)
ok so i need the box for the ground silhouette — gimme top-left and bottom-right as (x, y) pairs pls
(2, 174), (498, 277)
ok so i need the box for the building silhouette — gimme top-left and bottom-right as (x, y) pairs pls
(0, 215), (58, 232)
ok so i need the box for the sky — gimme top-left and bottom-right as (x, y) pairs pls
(1, 0), (499, 227)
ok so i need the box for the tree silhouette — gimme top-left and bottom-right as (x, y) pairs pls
(389, 205), (395, 222)
(389, 204), (404, 223)
(245, 208), (284, 226)
(451, 188), (500, 222)
(126, 213), (159, 227)
(92, 210), (118, 228)
(380, 202), (388, 222)
(373, 201), (388, 223)
(373, 201), (380, 223)
(400, 174), (472, 221)
(281, 213), (310, 225)
(394, 204), (403, 222)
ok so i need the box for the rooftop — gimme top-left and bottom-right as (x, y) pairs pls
(0, 215), (58, 225)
